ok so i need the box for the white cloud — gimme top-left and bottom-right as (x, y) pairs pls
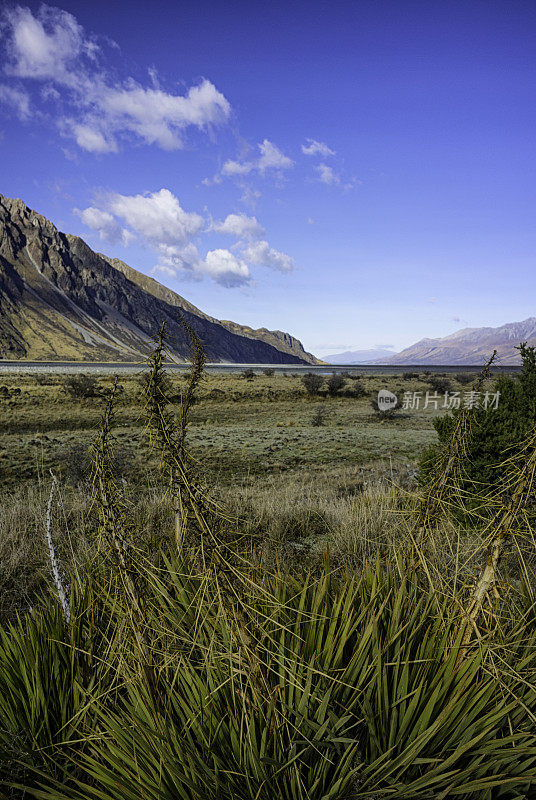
(242, 240), (295, 273)
(96, 79), (231, 151)
(106, 189), (204, 246)
(221, 159), (254, 176)
(75, 206), (133, 246)
(71, 123), (117, 153)
(212, 213), (265, 238)
(1, 4), (231, 152)
(0, 84), (30, 119)
(315, 164), (340, 185)
(3, 5), (95, 86)
(203, 249), (250, 287)
(219, 139), (293, 180)
(301, 138), (335, 157)
(257, 139), (294, 172)
(78, 188), (293, 287)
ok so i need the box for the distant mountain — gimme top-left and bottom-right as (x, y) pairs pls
(0, 194), (320, 364)
(379, 319), (536, 365)
(326, 348), (398, 364)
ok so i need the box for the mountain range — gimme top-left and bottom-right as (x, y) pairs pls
(0, 194), (320, 364)
(376, 319), (536, 365)
(326, 348), (397, 364)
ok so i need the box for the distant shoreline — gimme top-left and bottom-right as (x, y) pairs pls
(0, 361), (522, 375)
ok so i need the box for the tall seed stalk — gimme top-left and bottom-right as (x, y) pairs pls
(45, 470), (70, 625)
(142, 317), (239, 565)
(90, 378), (152, 681)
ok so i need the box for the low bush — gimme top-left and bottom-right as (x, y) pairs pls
(428, 375), (452, 394)
(62, 374), (100, 399)
(327, 373), (347, 396)
(456, 371), (476, 385)
(301, 372), (324, 396)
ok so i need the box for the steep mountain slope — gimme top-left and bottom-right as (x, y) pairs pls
(378, 319), (536, 365)
(102, 255), (320, 363)
(0, 194), (319, 363)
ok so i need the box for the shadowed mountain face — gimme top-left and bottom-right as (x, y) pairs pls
(376, 320), (536, 365)
(0, 194), (319, 364)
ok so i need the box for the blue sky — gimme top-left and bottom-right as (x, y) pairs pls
(0, 0), (535, 358)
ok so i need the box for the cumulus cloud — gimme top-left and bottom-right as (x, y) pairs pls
(0, 84), (30, 119)
(75, 205), (133, 246)
(301, 138), (335, 157)
(203, 249), (250, 287)
(77, 189), (251, 287)
(212, 213), (265, 238)
(1, 4), (231, 152)
(242, 240), (295, 273)
(106, 189), (204, 246)
(220, 139), (294, 180)
(78, 188), (295, 287)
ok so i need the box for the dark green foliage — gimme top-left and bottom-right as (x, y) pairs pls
(326, 373), (346, 396)
(262, 368), (275, 376)
(301, 372), (324, 396)
(402, 372), (419, 379)
(421, 343), (536, 491)
(349, 379), (367, 397)
(428, 375), (452, 394)
(241, 368), (256, 380)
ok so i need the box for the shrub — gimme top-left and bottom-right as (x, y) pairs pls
(241, 368), (256, 380)
(301, 373), (324, 396)
(428, 375), (452, 394)
(311, 404), (328, 426)
(262, 368), (275, 377)
(35, 374), (56, 386)
(62, 375), (100, 399)
(455, 372), (476, 385)
(420, 343), (536, 491)
(370, 396), (401, 419)
(402, 372), (419, 380)
(350, 379), (368, 398)
(327, 374), (347, 396)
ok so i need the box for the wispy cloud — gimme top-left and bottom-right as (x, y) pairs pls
(315, 163), (340, 185)
(217, 139), (294, 180)
(301, 138), (335, 157)
(1, 4), (231, 153)
(0, 84), (30, 119)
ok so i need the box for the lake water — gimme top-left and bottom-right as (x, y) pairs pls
(0, 361), (521, 376)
